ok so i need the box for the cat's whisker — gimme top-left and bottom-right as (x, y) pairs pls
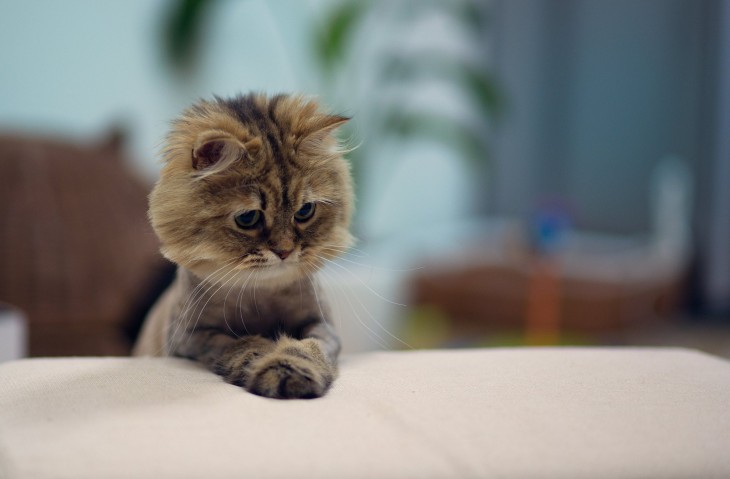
(302, 267), (328, 330)
(337, 135), (362, 156)
(184, 266), (243, 350)
(317, 255), (408, 307)
(316, 246), (361, 256)
(221, 273), (240, 337)
(235, 270), (257, 337)
(176, 263), (235, 322)
(309, 268), (342, 333)
(305, 266), (360, 347)
(320, 261), (413, 350)
(171, 270), (233, 353)
(165, 259), (238, 354)
(310, 270), (340, 332)
(307, 267), (343, 340)
(318, 245), (370, 258)
(252, 270), (262, 320)
(223, 265), (258, 337)
(176, 259), (238, 326)
(174, 263), (240, 349)
(325, 254), (425, 273)
(299, 262), (333, 325)
(318, 245), (425, 273)
(297, 272), (304, 309)
(317, 267), (389, 350)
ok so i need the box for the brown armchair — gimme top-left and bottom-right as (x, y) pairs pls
(0, 131), (170, 356)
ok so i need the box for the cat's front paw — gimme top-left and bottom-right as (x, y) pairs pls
(247, 338), (336, 399)
(214, 335), (275, 387)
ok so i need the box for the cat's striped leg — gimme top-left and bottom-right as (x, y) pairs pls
(173, 323), (339, 399)
(173, 328), (276, 387)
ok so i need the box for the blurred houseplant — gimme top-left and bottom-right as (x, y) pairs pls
(314, 0), (501, 171)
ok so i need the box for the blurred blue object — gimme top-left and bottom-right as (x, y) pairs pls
(530, 199), (572, 255)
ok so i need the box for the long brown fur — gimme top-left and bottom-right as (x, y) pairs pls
(133, 93), (354, 399)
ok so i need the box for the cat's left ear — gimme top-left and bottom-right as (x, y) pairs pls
(298, 115), (349, 151)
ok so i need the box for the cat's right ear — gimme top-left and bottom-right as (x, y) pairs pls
(192, 132), (260, 171)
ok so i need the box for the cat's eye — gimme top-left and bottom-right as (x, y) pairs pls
(234, 210), (261, 229)
(294, 202), (316, 223)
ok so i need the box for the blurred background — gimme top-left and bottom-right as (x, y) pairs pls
(1, 0), (729, 360)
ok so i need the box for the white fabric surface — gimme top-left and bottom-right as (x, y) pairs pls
(1, 348), (729, 479)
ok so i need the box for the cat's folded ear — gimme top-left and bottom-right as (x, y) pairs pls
(311, 115), (350, 133)
(298, 115), (349, 152)
(192, 130), (261, 171)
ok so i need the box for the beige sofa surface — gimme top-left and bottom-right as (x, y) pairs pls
(1, 348), (729, 479)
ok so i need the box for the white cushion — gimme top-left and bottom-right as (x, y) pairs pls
(1, 348), (729, 478)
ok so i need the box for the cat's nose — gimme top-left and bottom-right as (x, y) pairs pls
(272, 248), (293, 260)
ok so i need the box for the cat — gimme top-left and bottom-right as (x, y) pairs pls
(133, 93), (354, 399)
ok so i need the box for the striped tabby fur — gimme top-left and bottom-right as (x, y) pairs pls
(133, 93), (354, 399)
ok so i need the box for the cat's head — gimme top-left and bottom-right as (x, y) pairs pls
(149, 93), (354, 286)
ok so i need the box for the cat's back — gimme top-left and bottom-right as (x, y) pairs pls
(132, 273), (184, 357)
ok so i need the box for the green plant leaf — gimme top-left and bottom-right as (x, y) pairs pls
(163, 0), (217, 72)
(315, 0), (369, 72)
(382, 111), (490, 168)
(455, 0), (491, 34)
(461, 66), (503, 119)
(379, 53), (503, 120)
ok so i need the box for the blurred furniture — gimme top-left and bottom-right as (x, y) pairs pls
(410, 159), (692, 343)
(0, 303), (26, 361)
(1, 347), (729, 478)
(410, 236), (685, 338)
(0, 133), (166, 356)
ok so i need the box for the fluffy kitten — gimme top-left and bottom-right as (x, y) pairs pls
(133, 93), (354, 399)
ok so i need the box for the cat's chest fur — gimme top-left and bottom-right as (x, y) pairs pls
(172, 268), (326, 340)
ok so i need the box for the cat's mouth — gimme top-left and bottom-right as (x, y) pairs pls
(243, 260), (305, 286)
(246, 257), (302, 273)
(250, 261), (295, 270)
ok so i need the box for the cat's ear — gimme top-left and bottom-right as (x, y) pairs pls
(192, 132), (260, 171)
(314, 115), (350, 133)
(308, 115), (349, 140)
(298, 115), (349, 152)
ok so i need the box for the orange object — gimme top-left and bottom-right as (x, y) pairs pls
(525, 258), (561, 345)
